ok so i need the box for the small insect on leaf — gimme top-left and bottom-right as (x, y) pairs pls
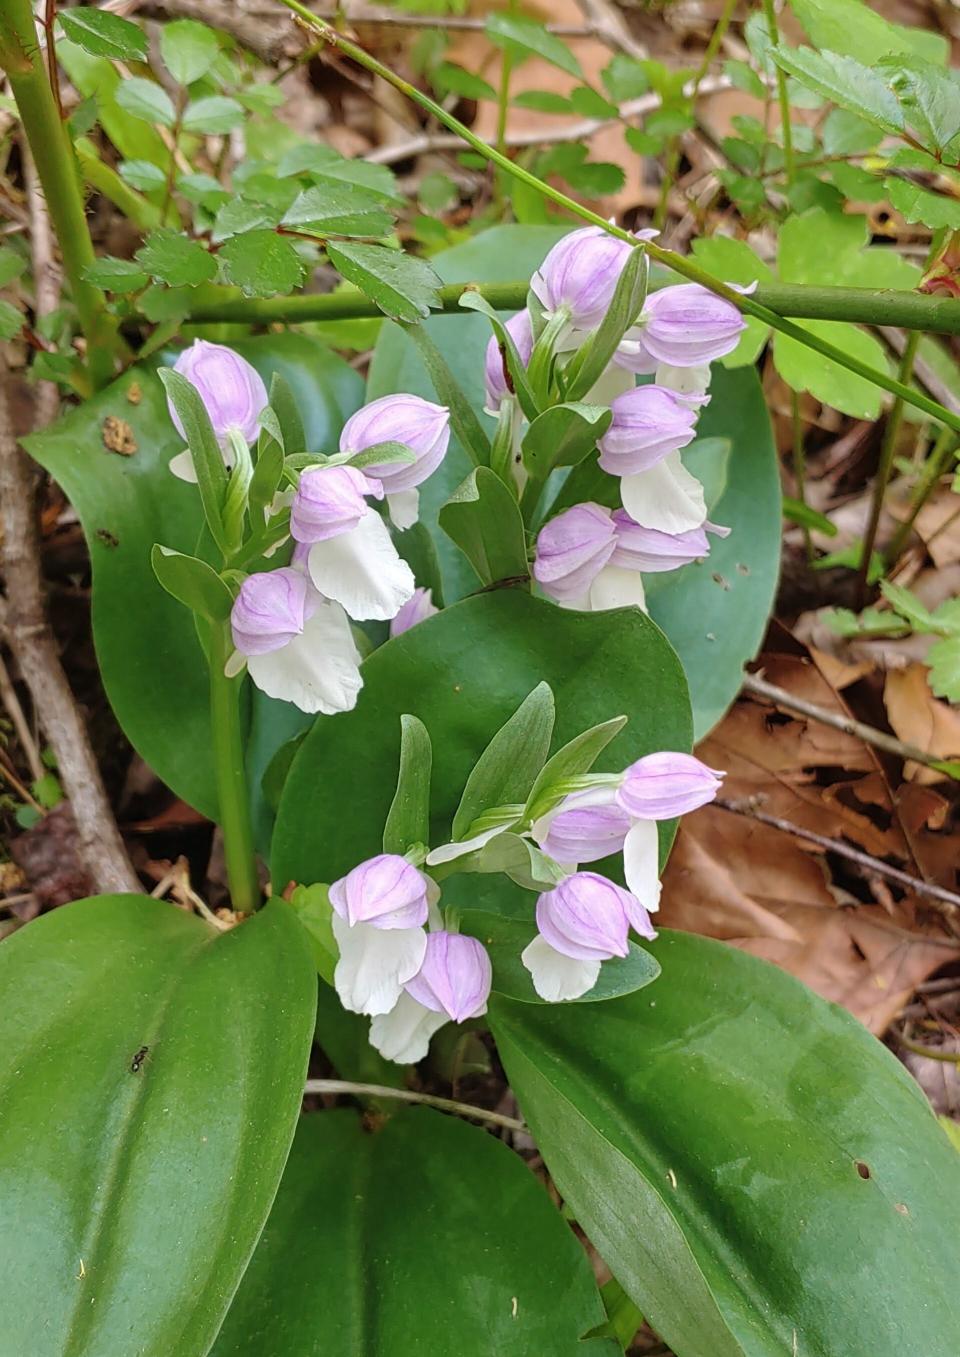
(130, 1045), (149, 1073)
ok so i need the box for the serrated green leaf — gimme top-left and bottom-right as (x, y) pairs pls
(485, 12), (583, 79)
(452, 682), (556, 840)
(602, 53), (649, 101)
(182, 96), (244, 135)
(438, 465), (528, 587)
(775, 321), (889, 418)
(118, 159), (167, 192)
(135, 229), (216, 287)
(880, 580), (949, 633)
(789, 0), (947, 64)
(160, 18), (219, 85)
(514, 90), (575, 114)
(83, 257), (151, 292)
(282, 184), (395, 238)
(217, 230), (305, 299)
(139, 284), (192, 324)
(880, 56), (960, 157)
(211, 198), (281, 242)
(151, 545), (234, 621)
(57, 7), (147, 62)
(886, 178), (960, 229)
(115, 76), (176, 128)
(821, 108), (884, 155)
(774, 47), (905, 139)
(276, 145), (401, 201)
(0, 299), (23, 341)
(326, 242), (442, 322)
(433, 61), (498, 101)
(383, 714), (433, 856)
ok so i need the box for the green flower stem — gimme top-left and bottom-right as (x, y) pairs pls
(209, 622), (261, 914)
(185, 279), (960, 338)
(0, 0), (123, 389)
(762, 0), (794, 185)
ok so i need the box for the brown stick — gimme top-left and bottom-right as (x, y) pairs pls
(0, 361), (141, 896)
(741, 671), (960, 779)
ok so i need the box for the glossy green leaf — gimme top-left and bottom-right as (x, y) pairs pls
(886, 177), (960, 229)
(136, 229), (217, 287)
(0, 894), (316, 1357)
(452, 682), (555, 839)
(160, 18), (220, 85)
(383, 714), (433, 855)
(24, 335), (364, 821)
(282, 184), (395, 238)
(115, 75), (177, 128)
(212, 1108), (617, 1355)
(369, 225), (779, 739)
(522, 401), (612, 481)
(327, 242), (443, 321)
(151, 545), (234, 621)
(788, 0), (948, 64)
(83, 256), (151, 292)
(491, 929), (960, 1357)
(57, 7), (147, 62)
(438, 466), (528, 586)
(272, 590), (692, 899)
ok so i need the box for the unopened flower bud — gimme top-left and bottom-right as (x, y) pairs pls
(617, 284), (746, 371)
(231, 567), (311, 656)
(484, 310), (535, 410)
(405, 931), (492, 1022)
(610, 511), (729, 572)
(531, 226), (635, 331)
(389, 586), (438, 638)
(169, 340), (267, 446)
(291, 464), (381, 544)
(536, 872), (643, 961)
(617, 751), (723, 819)
(341, 393), (450, 495)
(533, 503), (616, 605)
(329, 854), (429, 930)
(598, 385), (699, 477)
(533, 789), (631, 863)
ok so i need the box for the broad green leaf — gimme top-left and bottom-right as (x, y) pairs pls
(486, 12), (583, 78)
(58, 42), (169, 162)
(271, 591), (692, 897)
(689, 236), (773, 366)
(269, 371), (307, 458)
(452, 682), (555, 839)
(433, 61), (498, 102)
(368, 225), (779, 738)
(404, 323), (492, 469)
(25, 337), (364, 822)
(788, 0), (948, 64)
(821, 108), (884, 155)
(282, 184), (395, 237)
(886, 177), (960, 229)
(212, 1109), (617, 1356)
(115, 76), (176, 128)
(774, 320), (889, 420)
(524, 715), (627, 820)
(83, 256), (150, 292)
(288, 883), (337, 983)
(0, 894), (316, 1357)
(327, 242), (443, 321)
(602, 54), (650, 101)
(118, 158), (167, 192)
(773, 47), (905, 139)
(212, 199), (281, 242)
(383, 714), (433, 855)
(136, 229), (217, 287)
(880, 56), (960, 157)
(151, 545), (234, 621)
(160, 18), (219, 85)
(57, 7), (147, 62)
(491, 929), (960, 1357)
(570, 86), (620, 119)
(277, 146), (402, 201)
(438, 466), (528, 587)
(218, 230), (305, 298)
(182, 96), (245, 135)
(521, 403), (612, 480)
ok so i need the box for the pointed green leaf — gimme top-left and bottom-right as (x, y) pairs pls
(160, 18), (219, 84)
(383, 714), (433, 855)
(439, 466), (528, 587)
(136, 229), (216, 287)
(452, 682), (556, 840)
(521, 402), (612, 479)
(218, 230), (305, 299)
(151, 545), (234, 621)
(773, 47), (905, 138)
(282, 184), (395, 238)
(57, 7), (147, 61)
(486, 12), (583, 78)
(115, 76), (176, 128)
(525, 715), (628, 820)
(327, 242), (442, 322)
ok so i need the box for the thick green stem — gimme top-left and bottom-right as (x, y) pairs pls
(209, 623), (260, 914)
(762, 0), (794, 185)
(0, 0), (122, 388)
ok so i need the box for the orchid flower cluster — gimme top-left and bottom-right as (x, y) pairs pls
(299, 685), (723, 1066)
(159, 339), (449, 716)
(482, 226), (749, 613)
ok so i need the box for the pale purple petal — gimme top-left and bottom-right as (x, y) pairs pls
(535, 872), (634, 961)
(531, 227), (637, 331)
(533, 503), (617, 604)
(390, 586), (439, 638)
(622, 284), (746, 369)
(533, 788), (631, 863)
(169, 340), (267, 446)
(617, 751), (724, 819)
(405, 931), (492, 1022)
(341, 393), (450, 494)
(484, 310), (535, 410)
(291, 464), (377, 544)
(598, 385), (699, 477)
(231, 567), (310, 656)
(328, 854), (430, 929)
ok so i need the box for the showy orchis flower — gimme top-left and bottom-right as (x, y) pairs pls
(390, 587), (438, 638)
(619, 451), (708, 537)
(484, 310), (535, 412)
(369, 992), (447, 1065)
(532, 788), (631, 864)
(229, 567), (362, 716)
(328, 855), (432, 1016)
(521, 872), (656, 1001)
(531, 226), (636, 332)
(290, 465), (382, 544)
(340, 394), (450, 530)
(655, 361), (713, 408)
(617, 284), (746, 372)
(610, 512), (730, 572)
(597, 385), (700, 477)
(405, 931), (492, 1022)
(532, 503), (616, 606)
(167, 340), (268, 481)
(617, 751), (724, 819)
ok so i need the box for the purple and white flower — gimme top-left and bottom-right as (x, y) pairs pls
(369, 992), (447, 1064)
(484, 310), (535, 412)
(521, 871), (656, 1001)
(619, 451), (709, 536)
(609, 512), (729, 573)
(617, 751), (724, 820)
(228, 567), (362, 716)
(530, 226), (635, 334)
(340, 393), (450, 530)
(390, 586), (439, 638)
(167, 340), (268, 481)
(328, 855), (432, 1016)
(532, 787), (631, 865)
(532, 503), (617, 606)
(405, 930), (492, 1022)
(616, 283), (746, 372)
(598, 385), (701, 478)
(291, 464), (381, 544)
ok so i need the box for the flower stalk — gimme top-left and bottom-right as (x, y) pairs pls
(208, 621), (261, 915)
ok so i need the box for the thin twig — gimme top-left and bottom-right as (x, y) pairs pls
(0, 652), (44, 782)
(714, 797), (960, 919)
(304, 1078), (528, 1132)
(0, 359), (142, 896)
(741, 671), (960, 779)
(892, 1029), (960, 1064)
(22, 138), (60, 432)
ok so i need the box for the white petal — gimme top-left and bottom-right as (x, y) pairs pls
(620, 451), (707, 534)
(584, 364), (636, 405)
(387, 489), (419, 531)
(624, 818), (662, 914)
(521, 935), (601, 1002)
(246, 599), (363, 715)
(169, 448), (198, 483)
(307, 511), (415, 621)
(331, 914), (427, 1016)
(588, 564), (647, 613)
(368, 992), (447, 1064)
(426, 824), (508, 866)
